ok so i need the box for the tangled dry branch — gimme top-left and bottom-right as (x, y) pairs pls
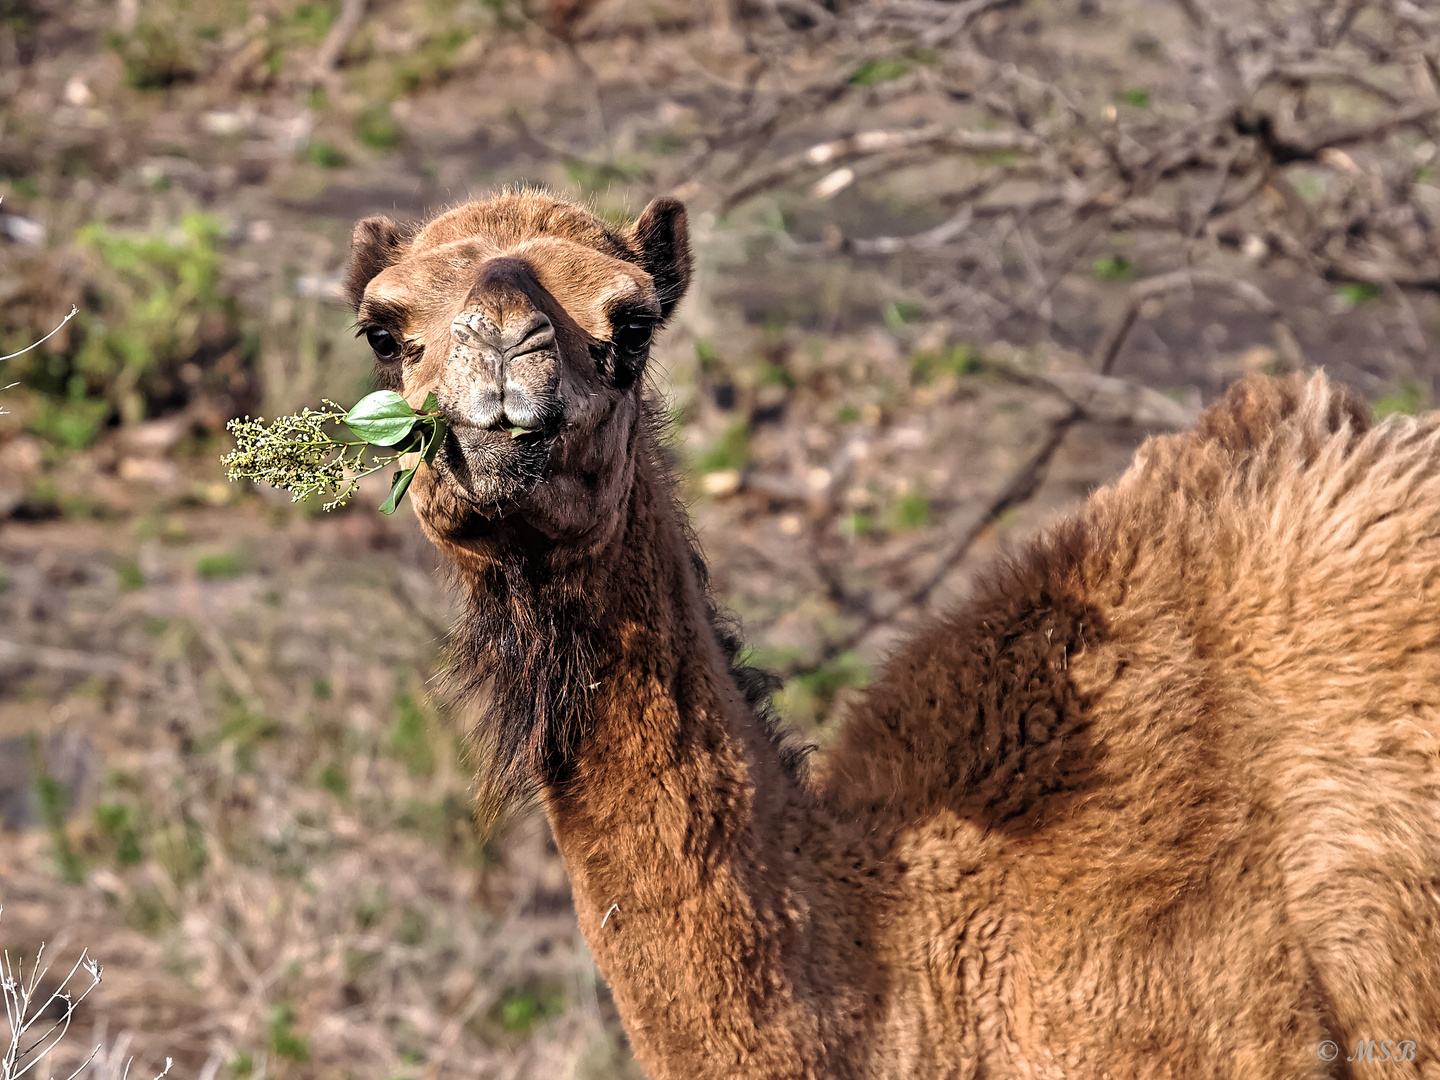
(632, 0), (1440, 670)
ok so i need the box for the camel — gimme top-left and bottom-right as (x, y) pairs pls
(343, 189), (1440, 1078)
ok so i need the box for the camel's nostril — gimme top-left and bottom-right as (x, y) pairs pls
(448, 310), (555, 363)
(451, 310), (502, 350)
(506, 319), (556, 360)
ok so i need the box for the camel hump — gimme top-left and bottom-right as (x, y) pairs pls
(1094, 370), (1390, 527)
(1096, 369), (1440, 643)
(1191, 369), (1370, 455)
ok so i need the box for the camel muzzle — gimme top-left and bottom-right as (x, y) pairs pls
(445, 307), (561, 435)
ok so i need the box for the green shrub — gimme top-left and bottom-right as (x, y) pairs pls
(1335, 281), (1382, 308)
(396, 906), (428, 946)
(756, 361), (794, 389)
(497, 985), (565, 1033)
(883, 301), (924, 335)
(304, 140), (349, 168)
(843, 510), (874, 538)
(564, 157), (643, 194)
(891, 490), (930, 530)
(698, 422), (750, 473)
(196, 550), (244, 579)
(318, 763), (348, 797)
(28, 394), (112, 450)
(354, 888), (388, 929)
(1374, 382), (1425, 418)
(34, 752), (83, 883)
(116, 560), (146, 591)
(390, 693), (435, 776)
(694, 338), (721, 373)
(851, 58), (908, 86)
(268, 1003), (310, 1062)
(95, 802), (144, 865)
(152, 817), (208, 884)
(910, 344), (978, 383)
(392, 27), (473, 94)
(12, 212), (250, 444)
(110, 21), (196, 89)
(355, 106), (402, 150)
(287, 1), (336, 42)
(782, 651), (871, 726)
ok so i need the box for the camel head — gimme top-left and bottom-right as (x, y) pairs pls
(343, 190), (691, 552)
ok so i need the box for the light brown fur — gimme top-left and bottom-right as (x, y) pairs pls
(346, 190), (1440, 1078)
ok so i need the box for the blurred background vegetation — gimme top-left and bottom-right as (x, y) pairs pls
(1, 0), (1436, 1076)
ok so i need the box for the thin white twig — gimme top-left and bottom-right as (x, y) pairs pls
(0, 307), (78, 364)
(0, 909), (165, 1080)
(58, 1046), (101, 1080)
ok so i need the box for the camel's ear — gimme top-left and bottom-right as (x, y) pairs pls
(345, 216), (408, 311)
(630, 196), (692, 323)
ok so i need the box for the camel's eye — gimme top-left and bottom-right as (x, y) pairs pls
(613, 321), (653, 354)
(365, 326), (401, 361)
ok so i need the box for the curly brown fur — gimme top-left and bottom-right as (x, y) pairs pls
(347, 188), (1440, 1079)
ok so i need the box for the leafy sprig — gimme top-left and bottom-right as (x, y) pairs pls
(222, 390), (448, 513)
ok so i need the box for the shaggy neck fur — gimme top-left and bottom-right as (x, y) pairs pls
(447, 428), (871, 1076)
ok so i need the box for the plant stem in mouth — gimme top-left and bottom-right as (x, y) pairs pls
(222, 390), (448, 514)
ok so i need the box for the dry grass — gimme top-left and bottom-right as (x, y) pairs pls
(0, 505), (643, 1079)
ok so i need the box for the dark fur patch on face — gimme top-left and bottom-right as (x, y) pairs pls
(345, 216), (410, 310)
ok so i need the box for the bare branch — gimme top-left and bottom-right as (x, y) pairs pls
(0, 306), (78, 364)
(722, 127), (1041, 210)
(309, 0), (367, 81)
(783, 406), (1082, 678)
(1088, 270), (1304, 375)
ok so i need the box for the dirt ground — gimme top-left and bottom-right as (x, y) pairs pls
(1, 0), (1436, 1077)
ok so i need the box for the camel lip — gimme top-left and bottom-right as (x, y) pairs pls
(445, 414), (557, 440)
(449, 424), (557, 457)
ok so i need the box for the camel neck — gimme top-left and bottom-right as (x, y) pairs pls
(530, 442), (851, 1078)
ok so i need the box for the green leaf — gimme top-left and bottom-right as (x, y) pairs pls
(379, 463), (419, 514)
(850, 58), (909, 86)
(1335, 281), (1382, 308)
(1092, 254), (1137, 282)
(345, 391), (418, 446)
(418, 391), (441, 414)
